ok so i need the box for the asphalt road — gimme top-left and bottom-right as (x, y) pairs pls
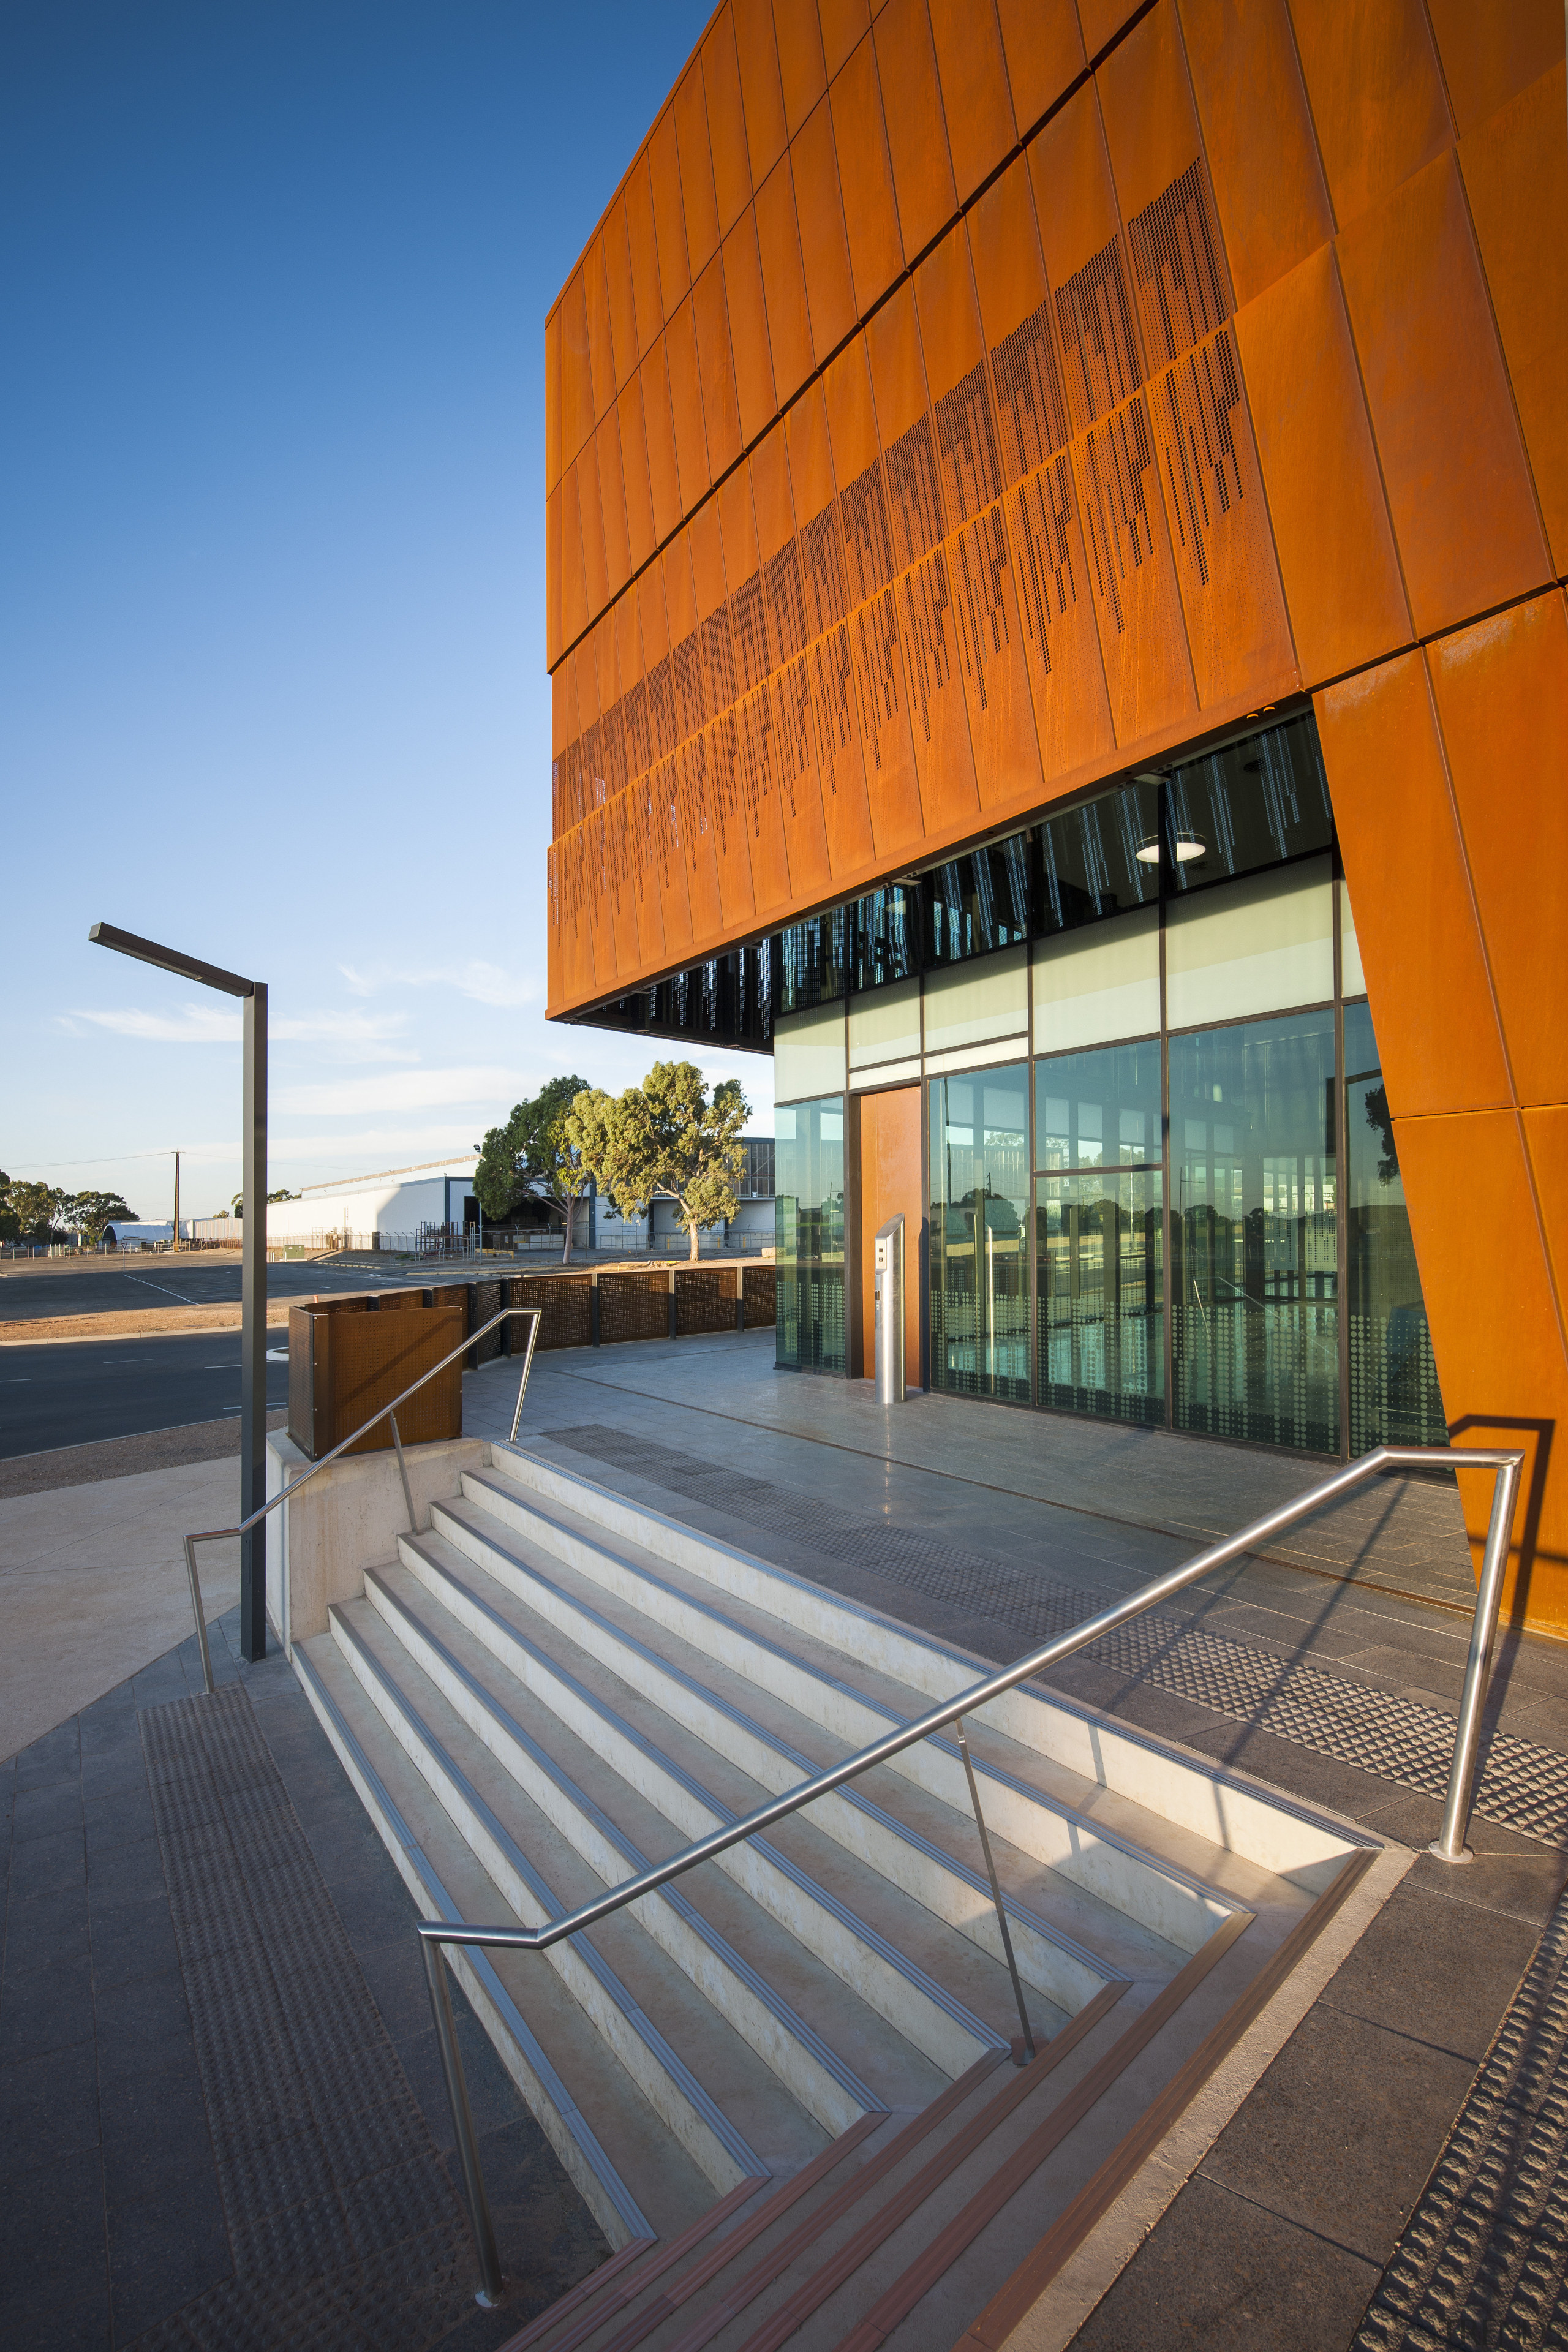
(0, 1259), (468, 1324)
(0, 1327), (299, 1458)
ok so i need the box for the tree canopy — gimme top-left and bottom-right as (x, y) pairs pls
(566, 1061), (750, 1261)
(0, 1178), (135, 1246)
(474, 1073), (592, 1262)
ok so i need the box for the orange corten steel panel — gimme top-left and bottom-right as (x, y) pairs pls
(693, 256), (742, 482)
(1096, 2), (1224, 286)
(704, 10), (753, 237)
(1525, 1104), (1568, 1366)
(774, 0), (828, 138)
(719, 463), (767, 690)
(755, 158), (816, 404)
(994, 0), (1085, 136)
(722, 209), (778, 448)
(734, 0), (789, 185)
(601, 197), (641, 391)
(1460, 65), (1568, 577)
(792, 99), (859, 365)
(1425, 0), (1564, 139)
(1025, 88), (1128, 429)
(597, 413), (632, 603)
(653, 755), (695, 959)
(577, 437), (609, 625)
(675, 62), (722, 281)
(1316, 654), (1510, 1119)
(1429, 592), (1568, 1111)
(874, 0), (959, 266)
(1336, 148), (1550, 641)
(1286, 0), (1452, 233)
(1178, 0), (1333, 311)
(750, 420), (797, 655)
(584, 235), (616, 426)
(624, 154), (665, 358)
(617, 375), (657, 573)
(545, 304), (562, 494)
(829, 36), (905, 317)
(818, 0), (871, 83)
(967, 158), (1066, 471)
(559, 463), (589, 651)
(650, 108), (692, 320)
(546, 484), (562, 669)
(559, 270), (594, 472)
(1234, 244), (1409, 684)
(926, 0), (1016, 205)
(1396, 1108), (1568, 1628)
(639, 338), (685, 547)
(1075, 0), (1143, 66)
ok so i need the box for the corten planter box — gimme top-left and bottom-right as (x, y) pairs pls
(287, 1297), (464, 1461)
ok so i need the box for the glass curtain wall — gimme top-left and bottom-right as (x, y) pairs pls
(1035, 1041), (1164, 1423)
(1169, 1016), (1340, 1452)
(1344, 1000), (1446, 1449)
(929, 1068), (1030, 1403)
(775, 1098), (846, 1374)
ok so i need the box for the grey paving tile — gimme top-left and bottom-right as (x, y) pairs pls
(85, 1834), (167, 1910)
(82, 1785), (157, 1853)
(4, 1880), (91, 1970)
(0, 2147), (110, 2352)
(92, 1969), (197, 2085)
(0, 1949), (95, 2065)
(106, 2175), (232, 2342)
(1399, 1842), (1568, 1931)
(12, 1719), (80, 1793)
(0, 2035), (101, 2176)
(7, 1820), (85, 1894)
(88, 1889), (180, 1987)
(11, 1779), (84, 1845)
(1069, 2176), (1380, 2351)
(99, 2063), (216, 2204)
(1199, 2006), (1477, 2266)
(1315, 1880), (1539, 2062)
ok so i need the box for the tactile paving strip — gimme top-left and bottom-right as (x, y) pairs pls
(540, 1427), (1568, 1852)
(132, 1683), (479, 2350)
(1356, 1887), (1568, 2348)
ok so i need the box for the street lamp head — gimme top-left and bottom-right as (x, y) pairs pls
(89, 922), (255, 1000)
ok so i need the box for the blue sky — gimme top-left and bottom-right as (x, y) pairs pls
(2, 1), (773, 1222)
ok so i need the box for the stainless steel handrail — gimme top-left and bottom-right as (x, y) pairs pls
(178, 1303), (542, 1695)
(414, 1441), (1523, 2305)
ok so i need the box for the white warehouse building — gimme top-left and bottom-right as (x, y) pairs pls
(261, 1159), (478, 1252)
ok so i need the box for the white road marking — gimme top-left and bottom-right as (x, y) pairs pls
(122, 1272), (198, 1304)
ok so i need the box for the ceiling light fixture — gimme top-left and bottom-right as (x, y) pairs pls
(1135, 833), (1207, 867)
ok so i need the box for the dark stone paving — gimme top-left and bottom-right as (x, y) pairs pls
(0, 1608), (606, 2351)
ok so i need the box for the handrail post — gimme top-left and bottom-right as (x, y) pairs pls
(508, 1308), (541, 1445)
(183, 1534), (216, 1698)
(1431, 1454), (1523, 1863)
(389, 1412), (419, 1536)
(421, 1936), (505, 2307)
(954, 1718), (1035, 2062)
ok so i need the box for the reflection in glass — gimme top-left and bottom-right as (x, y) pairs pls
(1170, 1016), (1339, 1452)
(779, 910), (849, 1015)
(1036, 780), (1159, 935)
(775, 1098), (846, 1376)
(1165, 714), (1331, 894)
(929, 1067), (1030, 1403)
(930, 837), (1031, 965)
(1344, 1000), (1446, 1452)
(1037, 1173), (1164, 1425)
(1035, 1039), (1162, 1170)
(851, 887), (920, 993)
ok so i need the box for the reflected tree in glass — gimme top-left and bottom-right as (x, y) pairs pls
(1344, 1000), (1446, 1452)
(775, 1098), (846, 1374)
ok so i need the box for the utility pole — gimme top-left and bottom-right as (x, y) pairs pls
(91, 924), (269, 1662)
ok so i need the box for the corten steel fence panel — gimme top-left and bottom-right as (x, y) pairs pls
(599, 1268), (673, 1343)
(511, 1273), (593, 1349)
(675, 1265), (737, 1334)
(288, 1302), (464, 1461)
(469, 1280), (505, 1366)
(742, 1264), (777, 1326)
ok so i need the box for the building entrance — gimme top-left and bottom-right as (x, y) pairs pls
(852, 1086), (922, 1393)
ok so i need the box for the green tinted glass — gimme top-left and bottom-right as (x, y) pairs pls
(1344, 1000), (1446, 1451)
(775, 1097), (845, 1375)
(1035, 1039), (1162, 1170)
(929, 1066), (1030, 1403)
(1036, 1171), (1164, 1425)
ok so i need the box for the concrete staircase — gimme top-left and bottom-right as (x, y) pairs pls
(290, 1440), (1377, 2345)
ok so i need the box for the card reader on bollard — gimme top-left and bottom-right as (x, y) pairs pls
(873, 1215), (905, 1404)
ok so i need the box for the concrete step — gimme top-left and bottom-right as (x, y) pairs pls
(331, 1592), (831, 2186)
(482, 1446), (1356, 1912)
(381, 1531), (1027, 2079)
(289, 1630), (720, 2250)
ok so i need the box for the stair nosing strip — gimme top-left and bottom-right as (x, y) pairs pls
(333, 1600), (770, 2183)
(366, 1561), (886, 2114)
(494, 2234), (658, 2352)
(435, 1495), (1124, 1980)
(290, 1638), (655, 2245)
(522, 2177), (771, 2352)
(450, 1475), (1235, 1920)
(399, 1534), (1009, 2053)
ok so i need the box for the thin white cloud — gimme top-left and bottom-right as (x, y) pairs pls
(338, 958), (542, 1009)
(69, 1003), (243, 1044)
(67, 1003), (415, 1049)
(273, 1066), (530, 1117)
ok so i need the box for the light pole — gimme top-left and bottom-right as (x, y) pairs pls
(89, 922), (269, 1662)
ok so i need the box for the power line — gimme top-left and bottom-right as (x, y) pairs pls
(2, 1150), (184, 1172)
